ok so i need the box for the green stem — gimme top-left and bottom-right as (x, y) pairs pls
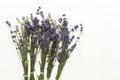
(30, 73), (35, 80)
(55, 41), (68, 80)
(39, 73), (44, 80)
(22, 35), (29, 80)
(30, 59), (35, 80)
(30, 46), (35, 80)
(24, 71), (28, 80)
(56, 61), (66, 80)
(23, 60), (28, 80)
(38, 53), (47, 80)
(47, 60), (54, 79)
(47, 49), (55, 79)
(24, 76), (28, 80)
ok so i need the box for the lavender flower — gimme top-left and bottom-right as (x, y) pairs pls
(71, 28), (74, 32)
(6, 6), (83, 80)
(74, 25), (79, 29)
(6, 21), (11, 26)
(62, 14), (66, 17)
(58, 18), (62, 23)
(62, 18), (68, 27)
(32, 17), (39, 25)
(80, 26), (83, 32)
(77, 37), (80, 39)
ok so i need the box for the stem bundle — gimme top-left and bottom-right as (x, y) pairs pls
(6, 6), (83, 80)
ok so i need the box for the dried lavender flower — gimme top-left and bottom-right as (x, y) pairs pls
(74, 25), (79, 29)
(6, 6), (83, 80)
(6, 21), (11, 26)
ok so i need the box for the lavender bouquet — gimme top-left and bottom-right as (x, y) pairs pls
(6, 6), (83, 80)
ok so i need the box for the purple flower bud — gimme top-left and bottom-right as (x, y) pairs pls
(70, 44), (76, 52)
(62, 18), (68, 27)
(13, 40), (16, 43)
(80, 24), (83, 26)
(64, 50), (69, 59)
(40, 11), (44, 18)
(62, 14), (66, 17)
(38, 6), (41, 9)
(71, 35), (75, 39)
(10, 30), (13, 34)
(30, 26), (36, 31)
(60, 27), (69, 41)
(53, 34), (59, 41)
(14, 30), (17, 33)
(24, 26), (28, 30)
(22, 17), (25, 20)
(80, 26), (83, 32)
(37, 9), (39, 11)
(50, 28), (56, 35)
(11, 35), (16, 38)
(58, 18), (62, 23)
(72, 44), (76, 48)
(30, 14), (33, 20)
(6, 21), (11, 26)
(33, 17), (39, 24)
(74, 25), (79, 29)
(43, 19), (51, 27)
(71, 28), (74, 32)
(77, 37), (80, 39)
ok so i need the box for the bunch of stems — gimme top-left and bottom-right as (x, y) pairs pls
(6, 6), (83, 80)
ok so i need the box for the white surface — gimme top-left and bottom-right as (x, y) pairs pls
(0, 0), (120, 80)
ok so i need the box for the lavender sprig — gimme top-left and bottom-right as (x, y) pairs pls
(55, 19), (83, 80)
(6, 6), (83, 80)
(6, 19), (29, 80)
